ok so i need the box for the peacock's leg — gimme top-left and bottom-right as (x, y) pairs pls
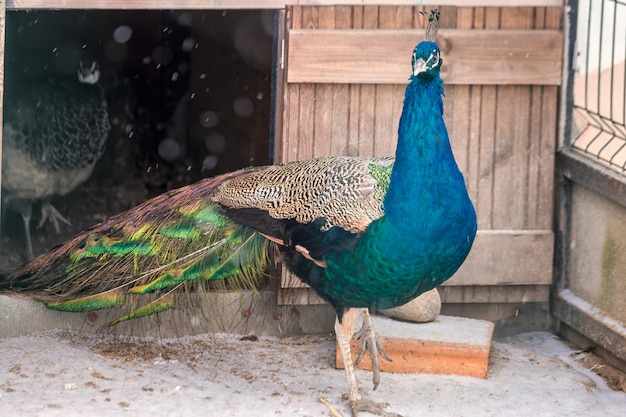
(38, 201), (71, 233)
(336, 308), (401, 417)
(335, 308), (363, 407)
(353, 309), (392, 390)
(19, 204), (34, 261)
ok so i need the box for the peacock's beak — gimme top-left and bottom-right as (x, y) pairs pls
(412, 51), (441, 76)
(412, 58), (429, 76)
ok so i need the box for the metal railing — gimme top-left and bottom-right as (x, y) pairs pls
(570, 0), (626, 171)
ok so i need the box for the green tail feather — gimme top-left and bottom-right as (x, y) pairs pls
(107, 295), (177, 326)
(45, 289), (127, 312)
(15, 194), (273, 325)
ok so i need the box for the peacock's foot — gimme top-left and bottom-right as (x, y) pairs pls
(38, 202), (71, 234)
(344, 395), (403, 417)
(353, 311), (392, 391)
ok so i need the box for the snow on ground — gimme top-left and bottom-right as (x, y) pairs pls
(0, 330), (625, 417)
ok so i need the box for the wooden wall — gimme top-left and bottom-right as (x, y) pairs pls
(278, 5), (563, 314)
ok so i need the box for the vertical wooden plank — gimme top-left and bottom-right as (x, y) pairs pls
(473, 86), (494, 229)
(334, 5), (351, 28)
(544, 7), (562, 30)
(492, 86), (531, 229)
(311, 6), (335, 157)
(473, 7), (486, 29)
(301, 5), (318, 29)
(438, 6), (457, 29)
(317, 5), (335, 29)
(395, 5), (413, 29)
(536, 86), (558, 229)
(373, 6), (401, 158)
(458, 8), (483, 220)
(283, 85), (300, 162)
(527, 85), (543, 229)
(356, 5), (379, 156)
(535, 6), (546, 29)
(526, 5), (546, 229)
(330, 86), (350, 155)
(500, 7), (534, 29)
(456, 7), (474, 29)
(295, 6), (317, 161)
(492, 8), (535, 229)
(447, 7), (472, 186)
(352, 5), (363, 29)
(475, 7), (499, 229)
(412, 4), (426, 30)
(281, 6), (301, 163)
(288, 5), (300, 29)
(330, 5), (351, 156)
(362, 5), (378, 28)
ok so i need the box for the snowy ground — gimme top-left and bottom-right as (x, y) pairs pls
(1, 330), (625, 417)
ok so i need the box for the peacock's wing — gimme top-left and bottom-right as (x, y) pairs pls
(3, 156), (393, 324)
(213, 155), (394, 261)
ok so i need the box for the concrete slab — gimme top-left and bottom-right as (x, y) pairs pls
(336, 315), (494, 378)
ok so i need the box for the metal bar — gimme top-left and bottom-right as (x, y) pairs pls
(609, 0), (616, 121)
(583, 0), (592, 110)
(596, 0), (605, 116)
(558, 148), (626, 207)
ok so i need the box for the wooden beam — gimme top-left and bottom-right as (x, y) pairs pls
(555, 289), (626, 364)
(558, 148), (626, 209)
(5, 1), (566, 10)
(287, 29), (563, 85)
(445, 230), (554, 286)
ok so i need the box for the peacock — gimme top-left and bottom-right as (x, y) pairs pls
(0, 11), (476, 417)
(2, 61), (110, 260)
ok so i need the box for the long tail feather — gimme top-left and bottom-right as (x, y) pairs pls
(1, 169), (275, 325)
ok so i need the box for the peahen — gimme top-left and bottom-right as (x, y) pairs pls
(0, 12), (476, 417)
(2, 61), (110, 260)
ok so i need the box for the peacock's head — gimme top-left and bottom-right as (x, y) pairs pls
(411, 41), (442, 79)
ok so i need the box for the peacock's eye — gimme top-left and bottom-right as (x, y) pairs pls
(431, 51), (440, 65)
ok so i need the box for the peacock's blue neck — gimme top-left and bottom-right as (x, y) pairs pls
(383, 74), (462, 228)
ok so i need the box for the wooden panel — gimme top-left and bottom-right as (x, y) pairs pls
(446, 230), (554, 286)
(279, 5), (562, 305)
(446, 85), (557, 231)
(287, 29), (563, 85)
(439, 285), (550, 303)
(4, 1), (567, 10)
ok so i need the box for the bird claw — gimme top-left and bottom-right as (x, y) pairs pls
(345, 396), (403, 417)
(38, 202), (71, 234)
(352, 314), (392, 391)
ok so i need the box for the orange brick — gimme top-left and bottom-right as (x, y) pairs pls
(336, 315), (494, 378)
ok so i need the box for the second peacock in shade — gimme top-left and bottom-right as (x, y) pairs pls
(0, 11), (476, 417)
(2, 61), (110, 260)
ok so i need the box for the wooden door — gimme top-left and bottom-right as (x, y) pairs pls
(276, 5), (563, 320)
